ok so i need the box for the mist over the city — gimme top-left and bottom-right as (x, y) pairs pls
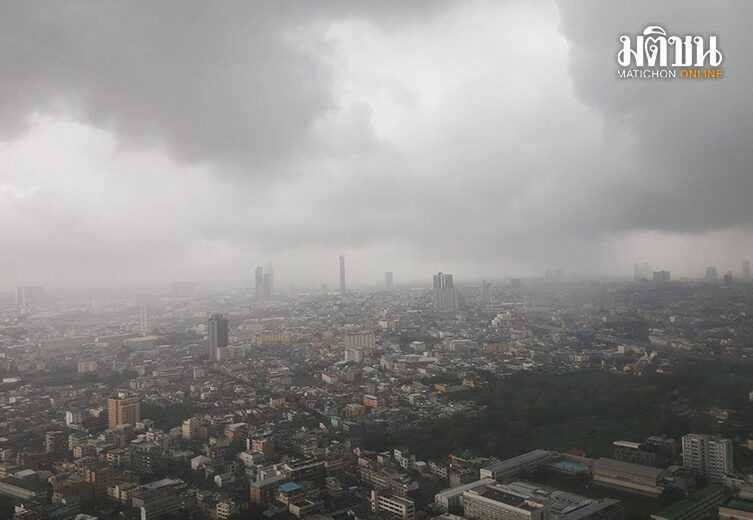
(4, 4), (753, 520)
(2, 1), (752, 289)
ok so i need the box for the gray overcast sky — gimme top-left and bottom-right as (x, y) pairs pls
(1, 1), (751, 288)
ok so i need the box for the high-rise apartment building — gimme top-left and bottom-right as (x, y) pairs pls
(45, 431), (66, 454)
(385, 271), (394, 290)
(743, 260), (751, 280)
(108, 395), (141, 430)
(433, 272), (458, 313)
(682, 433), (733, 482)
(208, 313), (229, 362)
(339, 255), (347, 294)
(346, 331), (375, 352)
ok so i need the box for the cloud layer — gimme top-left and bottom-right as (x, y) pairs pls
(1, 1), (751, 288)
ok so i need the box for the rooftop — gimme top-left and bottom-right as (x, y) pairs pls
(482, 450), (553, 473)
(722, 498), (753, 514)
(279, 482), (302, 493)
(650, 485), (724, 520)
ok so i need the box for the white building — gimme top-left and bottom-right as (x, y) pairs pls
(371, 490), (415, 520)
(435, 479), (496, 513)
(479, 450), (554, 481)
(346, 332), (375, 352)
(682, 433), (733, 482)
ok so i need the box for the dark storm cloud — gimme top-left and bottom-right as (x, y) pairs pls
(0, 1), (449, 172)
(556, 0), (753, 234)
(1, 1), (752, 286)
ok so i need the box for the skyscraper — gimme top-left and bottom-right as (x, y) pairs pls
(254, 266), (264, 300)
(433, 272), (458, 313)
(743, 260), (751, 280)
(385, 272), (394, 290)
(339, 255), (346, 294)
(682, 433), (733, 482)
(208, 313), (229, 362)
(108, 395), (141, 430)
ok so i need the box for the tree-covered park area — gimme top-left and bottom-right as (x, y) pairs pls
(374, 360), (753, 467)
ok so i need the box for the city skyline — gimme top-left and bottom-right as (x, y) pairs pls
(2, 2), (753, 519)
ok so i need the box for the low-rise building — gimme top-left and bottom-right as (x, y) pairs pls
(592, 458), (664, 497)
(479, 450), (554, 481)
(650, 485), (726, 520)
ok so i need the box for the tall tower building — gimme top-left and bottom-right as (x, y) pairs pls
(339, 255), (347, 294)
(208, 313), (229, 362)
(254, 266), (264, 300)
(385, 272), (394, 290)
(743, 260), (751, 280)
(139, 305), (149, 336)
(433, 272), (458, 313)
(108, 395), (141, 430)
(705, 266), (719, 282)
(682, 433), (733, 482)
(263, 265), (274, 298)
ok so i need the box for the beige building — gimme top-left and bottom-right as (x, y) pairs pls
(107, 396), (141, 430)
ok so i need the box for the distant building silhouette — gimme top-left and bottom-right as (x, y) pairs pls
(208, 313), (229, 362)
(384, 271), (394, 290)
(254, 264), (274, 300)
(139, 305), (149, 336)
(633, 262), (651, 281)
(254, 266), (264, 300)
(482, 280), (492, 305)
(15, 286), (44, 312)
(433, 272), (458, 313)
(339, 255), (347, 294)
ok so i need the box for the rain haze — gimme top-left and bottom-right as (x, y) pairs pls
(1, 0), (752, 289)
